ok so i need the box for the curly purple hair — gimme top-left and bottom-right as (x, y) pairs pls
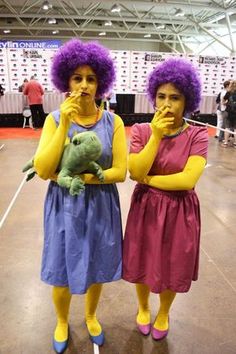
(147, 58), (201, 114)
(51, 39), (116, 98)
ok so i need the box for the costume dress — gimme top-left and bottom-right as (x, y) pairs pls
(122, 123), (208, 293)
(41, 110), (123, 294)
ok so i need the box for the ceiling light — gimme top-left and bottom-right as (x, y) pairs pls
(144, 34), (151, 38)
(156, 24), (165, 29)
(42, 1), (52, 10)
(105, 21), (112, 26)
(3, 29), (11, 34)
(99, 32), (106, 36)
(111, 4), (121, 13)
(48, 18), (57, 24)
(52, 30), (59, 34)
(174, 8), (185, 17)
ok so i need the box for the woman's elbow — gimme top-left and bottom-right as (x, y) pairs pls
(183, 179), (196, 190)
(184, 171), (203, 190)
(185, 183), (195, 190)
(112, 166), (127, 182)
(117, 169), (127, 182)
(128, 161), (147, 181)
(129, 169), (146, 182)
(34, 161), (51, 180)
(35, 169), (50, 180)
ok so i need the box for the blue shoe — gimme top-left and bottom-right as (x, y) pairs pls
(89, 331), (105, 346)
(53, 326), (69, 353)
(53, 338), (69, 353)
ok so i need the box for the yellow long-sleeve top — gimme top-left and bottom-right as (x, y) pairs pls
(128, 123), (208, 191)
(34, 111), (127, 183)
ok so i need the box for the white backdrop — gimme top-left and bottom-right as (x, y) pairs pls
(0, 40), (235, 96)
(0, 40), (61, 92)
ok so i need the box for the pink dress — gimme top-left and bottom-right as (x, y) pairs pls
(122, 123), (208, 293)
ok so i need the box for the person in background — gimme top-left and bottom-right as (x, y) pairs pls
(221, 80), (236, 147)
(32, 39), (127, 353)
(215, 80), (231, 142)
(102, 91), (117, 113)
(18, 78), (28, 93)
(108, 91), (117, 113)
(23, 76), (45, 130)
(102, 92), (111, 111)
(123, 58), (208, 341)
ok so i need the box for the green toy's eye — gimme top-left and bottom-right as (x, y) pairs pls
(73, 140), (80, 145)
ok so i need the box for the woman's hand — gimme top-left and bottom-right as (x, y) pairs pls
(151, 106), (174, 139)
(59, 91), (81, 125)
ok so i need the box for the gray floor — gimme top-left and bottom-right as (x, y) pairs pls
(0, 135), (236, 354)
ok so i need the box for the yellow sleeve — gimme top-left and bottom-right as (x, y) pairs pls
(142, 155), (206, 191)
(128, 125), (161, 181)
(34, 113), (70, 180)
(83, 115), (127, 184)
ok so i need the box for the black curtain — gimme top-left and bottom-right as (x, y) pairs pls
(116, 94), (135, 114)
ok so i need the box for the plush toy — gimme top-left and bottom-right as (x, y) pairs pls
(22, 131), (104, 195)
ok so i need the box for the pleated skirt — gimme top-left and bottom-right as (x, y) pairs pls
(122, 184), (201, 293)
(41, 181), (123, 294)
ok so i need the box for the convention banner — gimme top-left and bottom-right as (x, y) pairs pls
(0, 40), (62, 91)
(0, 40), (61, 49)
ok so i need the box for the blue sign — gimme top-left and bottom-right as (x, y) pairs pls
(0, 40), (61, 49)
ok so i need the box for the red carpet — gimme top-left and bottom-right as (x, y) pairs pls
(0, 126), (215, 140)
(0, 127), (42, 139)
(208, 127), (216, 137)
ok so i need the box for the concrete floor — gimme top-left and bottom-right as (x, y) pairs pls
(0, 135), (236, 354)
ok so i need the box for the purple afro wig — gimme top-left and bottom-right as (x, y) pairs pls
(147, 58), (201, 114)
(51, 39), (116, 98)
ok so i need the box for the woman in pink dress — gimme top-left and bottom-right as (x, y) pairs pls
(122, 58), (208, 340)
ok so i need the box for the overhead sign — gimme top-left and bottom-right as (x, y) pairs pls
(0, 40), (61, 49)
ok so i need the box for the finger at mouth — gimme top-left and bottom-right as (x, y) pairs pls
(156, 107), (169, 113)
(70, 91), (81, 98)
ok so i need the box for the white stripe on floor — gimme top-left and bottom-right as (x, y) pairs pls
(0, 175), (26, 230)
(1, 172), (101, 352)
(93, 344), (100, 354)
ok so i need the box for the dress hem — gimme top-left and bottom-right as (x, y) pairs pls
(41, 275), (122, 294)
(122, 276), (196, 294)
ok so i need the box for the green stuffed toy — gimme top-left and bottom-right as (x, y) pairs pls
(22, 131), (104, 196)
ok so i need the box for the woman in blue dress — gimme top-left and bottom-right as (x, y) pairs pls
(33, 39), (127, 353)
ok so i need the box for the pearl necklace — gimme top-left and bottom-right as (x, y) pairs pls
(163, 120), (187, 138)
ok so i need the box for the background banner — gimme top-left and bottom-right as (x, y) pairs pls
(0, 41), (235, 96)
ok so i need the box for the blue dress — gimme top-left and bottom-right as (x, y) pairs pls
(41, 110), (123, 294)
